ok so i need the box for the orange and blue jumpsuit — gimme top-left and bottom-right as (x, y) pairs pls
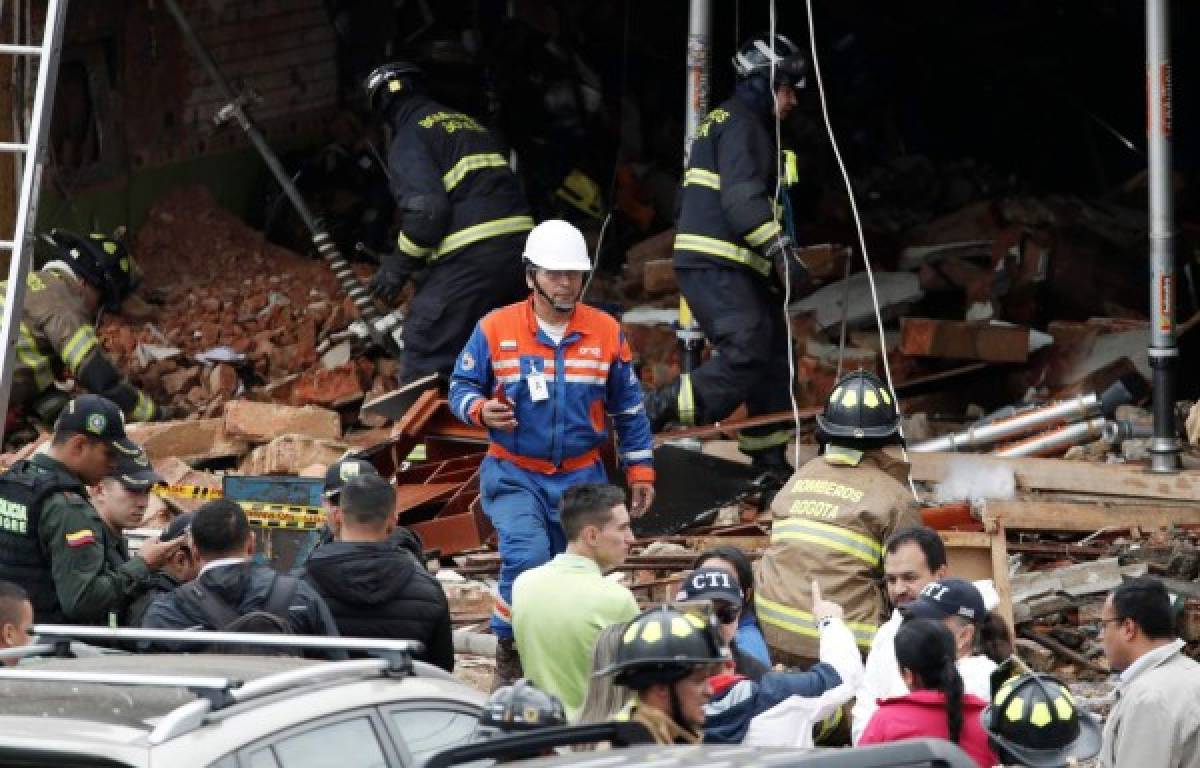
(449, 298), (655, 639)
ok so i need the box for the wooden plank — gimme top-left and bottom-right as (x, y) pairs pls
(986, 499), (1200, 532)
(904, 450), (1200, 502)
(678, 535), (769, 553)
(941, 530), (1014, 630)
(654, 407), (821, 446)
(901, 318), (1029, 363)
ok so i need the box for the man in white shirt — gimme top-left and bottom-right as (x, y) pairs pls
(850, 526), (946, 744)
(852, 527), (1007, 744)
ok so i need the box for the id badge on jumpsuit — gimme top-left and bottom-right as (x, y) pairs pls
(526, 360), (549, 402)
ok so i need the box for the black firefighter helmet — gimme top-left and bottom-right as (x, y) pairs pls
(475, 678), (566, 740)
(732, 33), (808, 89)
(363, 61), (425, 113)
(43, 230), (135, 313)
(598, 605), (729, 690)
(816, 369), (901, 443)
(982, 672), (1102, 767)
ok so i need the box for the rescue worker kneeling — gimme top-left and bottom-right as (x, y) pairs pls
(3, 231), (165, 430)
(599, 605), (729, 745)
(755, 370), (922, 670)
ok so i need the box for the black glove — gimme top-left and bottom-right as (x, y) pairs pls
(154, 402), (185, 421)
(766, 234), (812, 294)
(369, 251), (421, 304)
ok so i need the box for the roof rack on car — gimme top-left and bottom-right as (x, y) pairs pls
(30, 624), (423, 671)
(0, 626), (428, 743)
(0, 667), (240, 706)
(149, 658), (403, 743)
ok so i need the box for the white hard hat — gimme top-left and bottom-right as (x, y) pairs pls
(522, 219), (592, 272)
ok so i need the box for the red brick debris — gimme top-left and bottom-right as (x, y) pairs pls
(96, 185), (399, 420)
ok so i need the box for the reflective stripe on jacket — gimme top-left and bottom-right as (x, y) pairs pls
(448, 299), (654, 485)
(673, 95), (781, 276)
(387, 96), (532, 264)
(755, 450), (920, 660)
(2, 269), (157, 422)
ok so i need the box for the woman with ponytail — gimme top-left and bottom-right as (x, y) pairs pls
(859, 618), (997, 767)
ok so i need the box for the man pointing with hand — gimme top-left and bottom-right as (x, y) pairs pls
(450, 220), (655, 687)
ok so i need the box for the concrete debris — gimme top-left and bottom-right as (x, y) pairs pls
(238, 434), (351, 476)
(789, 271), (923, 333)
(126, 418), (248, 463)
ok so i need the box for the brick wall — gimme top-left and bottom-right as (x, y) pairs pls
(119, 0), (339, 169)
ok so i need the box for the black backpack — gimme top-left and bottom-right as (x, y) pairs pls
(177, 572), (301, 656)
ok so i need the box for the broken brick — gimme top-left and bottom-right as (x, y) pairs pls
(643, 259), (677, 296)
(239, 433), (351, 475)
(127, 418), (248, 463)
(223, 400), (343, 443)
(900, 318), (1029, 363)
(291, 363), (365, 409)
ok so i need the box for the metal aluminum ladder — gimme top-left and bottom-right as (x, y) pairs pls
(0, 0), (69, 445)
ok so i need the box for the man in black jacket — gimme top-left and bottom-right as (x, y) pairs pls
(644, 34), (815, 482)
(297, 473), (454, 671)
(140, 500), (342, 658)
(293, 457), (424, 569)
(364, 61), (534, 383)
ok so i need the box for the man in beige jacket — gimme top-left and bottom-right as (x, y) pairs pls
(1099, 576), (1200, 768)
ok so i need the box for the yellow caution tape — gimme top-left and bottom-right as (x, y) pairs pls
(239, 502), (326, 530)
(154, 485), (327, 529)
(153, 483), (223, 500)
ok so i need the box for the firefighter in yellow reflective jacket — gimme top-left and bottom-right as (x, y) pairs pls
(364, 62), (534, 383)
(755, 371), (921, 668)
(643, 34), (816, 483)
(2, 231), (162, 428)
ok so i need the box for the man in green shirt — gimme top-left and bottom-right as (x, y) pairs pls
(511, 483), (639, 721)
(0, 394), (181, 624)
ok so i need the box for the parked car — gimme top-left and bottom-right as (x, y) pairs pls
(0, 625), (486, 767)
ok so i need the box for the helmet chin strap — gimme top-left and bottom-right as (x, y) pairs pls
(668, 679), (698, 738)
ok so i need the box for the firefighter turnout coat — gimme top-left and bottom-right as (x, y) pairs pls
(755, 449), (920, 662)
(673, 94), (784, 278)
(386, 95), (533, 266)
(1, 267), (157, 422)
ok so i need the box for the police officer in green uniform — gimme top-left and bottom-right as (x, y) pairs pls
(0, 394), (181, 624)
(87, 443), (166, 626)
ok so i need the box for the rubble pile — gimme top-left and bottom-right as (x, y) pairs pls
(619, 184), (1200, 462)
(97, 185), (398, 421)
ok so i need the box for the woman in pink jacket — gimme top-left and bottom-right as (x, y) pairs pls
(859, 618), (998, 767)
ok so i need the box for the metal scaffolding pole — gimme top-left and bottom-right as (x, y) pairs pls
(683, 0), (711, 159)
(675, 0), (712, 423)
(1146, 0), (1182, 473)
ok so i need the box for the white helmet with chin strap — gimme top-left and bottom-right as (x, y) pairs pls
(523, 219), (592, 272)
(523, 220), (592, 312)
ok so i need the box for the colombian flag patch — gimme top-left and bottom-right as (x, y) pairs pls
(65, 529), (96, 548)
